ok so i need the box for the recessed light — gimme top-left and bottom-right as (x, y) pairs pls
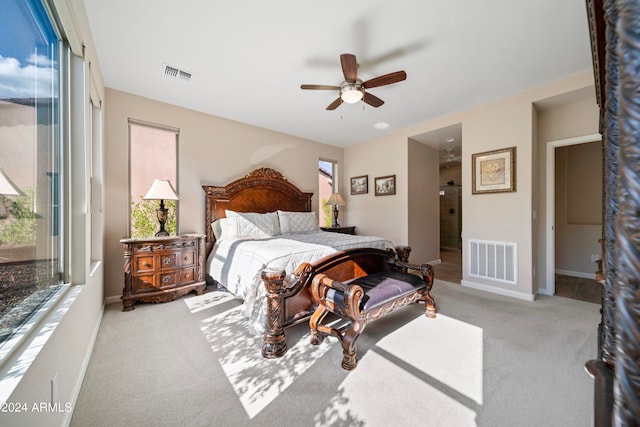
(374, 122), (389, 130)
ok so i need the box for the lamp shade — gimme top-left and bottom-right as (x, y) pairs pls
(0, 169), (22, 196)
(326, 192), (345, 206)
(143, 179), (179, 200)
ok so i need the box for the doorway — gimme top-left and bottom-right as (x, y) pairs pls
(438, 145), (463, 283)
(544, 133), (602, 295)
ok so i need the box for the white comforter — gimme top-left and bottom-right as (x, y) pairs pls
(207, 231), (394, 334)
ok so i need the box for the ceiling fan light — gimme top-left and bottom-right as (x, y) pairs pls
(341, 88), (363, 104)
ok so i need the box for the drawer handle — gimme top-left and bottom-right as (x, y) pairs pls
(184, 273), (190, 279)
(163, 258), (173, 266)
(143, 262), (151, 267)
(162, 276), (174, 284)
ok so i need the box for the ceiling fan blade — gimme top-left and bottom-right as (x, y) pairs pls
(363, 70), (407, 89)
(301, 84), (340, 90)
(340, 53), (358, 83)
(326, 97), (343, 110)
(363, 92), (384, 107)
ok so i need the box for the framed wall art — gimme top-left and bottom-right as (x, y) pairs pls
(350, 175), (368, 195)
(375, 175), (396, 196)
(472, 146), (516, 194)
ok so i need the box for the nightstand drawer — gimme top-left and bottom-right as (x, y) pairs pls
(135, 275), (157, 293)
(179, 267), (196, 284)
(134, 256), (155, 273)
(158, 271), (178, 288)
(159, 253), (178, 270)
(180, 250), (195, 266)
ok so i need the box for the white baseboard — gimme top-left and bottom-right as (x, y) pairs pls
(65, 302), (104, 426)
(555, 269), (596, 280)
(462, 279), (536, 301)
(104, 295), (121, 305)
(537, 288), (554, 296)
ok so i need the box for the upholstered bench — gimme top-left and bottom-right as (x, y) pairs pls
(304, 247), (435, 370)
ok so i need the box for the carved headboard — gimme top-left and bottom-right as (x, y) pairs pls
(202, 167), (313, 256)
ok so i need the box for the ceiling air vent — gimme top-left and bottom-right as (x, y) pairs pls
(162, 63), (192, 83)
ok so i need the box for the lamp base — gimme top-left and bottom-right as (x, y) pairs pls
(332, 206), (340, 228)
(156, 202), (169, 237)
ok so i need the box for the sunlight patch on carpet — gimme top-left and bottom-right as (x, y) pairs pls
(183, 289), (236, 313)
(377, 313), (484, 405)
(199, 303), (333, 419)
(314, 351), (477, 426)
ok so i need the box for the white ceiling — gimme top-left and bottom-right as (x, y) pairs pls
(83, 0), (593, 149)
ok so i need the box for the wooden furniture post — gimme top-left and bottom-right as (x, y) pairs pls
(586, 0), (640, 423)
(261, 269), (288, 358)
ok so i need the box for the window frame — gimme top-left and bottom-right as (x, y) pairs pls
(127, 119), (180, 238)
(0, 0), (69, 379)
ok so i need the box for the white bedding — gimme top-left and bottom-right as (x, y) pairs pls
(207, 231), (394, 334)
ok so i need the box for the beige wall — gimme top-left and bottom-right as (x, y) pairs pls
(103, 89), (344, 300)
(408, 139), (440, 263)
(345, 70), (596, 299)
(343, 134), (409, 246)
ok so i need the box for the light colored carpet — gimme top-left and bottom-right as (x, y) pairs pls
(70, 280), (600, 426)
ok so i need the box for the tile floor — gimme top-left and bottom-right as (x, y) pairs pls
(431, 251), (602, 304)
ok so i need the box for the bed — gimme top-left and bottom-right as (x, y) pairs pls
(202, 167), (398, 355)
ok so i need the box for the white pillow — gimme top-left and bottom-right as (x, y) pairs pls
(211, 219), (224, 240)
(277, 210), (319, 234)
(223, 210), (281, 237)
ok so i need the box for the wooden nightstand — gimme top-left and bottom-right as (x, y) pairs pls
(321, 226), (356, 235)
(120, 234), (206, 311)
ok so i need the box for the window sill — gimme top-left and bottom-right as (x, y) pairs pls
(0, 284), (81, 404)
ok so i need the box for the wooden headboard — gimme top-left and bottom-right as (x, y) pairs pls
(202, 167), (313, 256)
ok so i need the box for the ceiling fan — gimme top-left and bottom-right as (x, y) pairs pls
(441, 148), (462, 163)
(301, 53), (407, 110)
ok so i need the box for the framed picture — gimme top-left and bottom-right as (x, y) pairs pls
(375, 175), (396, 196)
(472, 146), (516, 194)
(350, 175), (368, 195)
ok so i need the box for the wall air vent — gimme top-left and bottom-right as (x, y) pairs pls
(469, 239), (517, 284)
(162, 63), (192, 82)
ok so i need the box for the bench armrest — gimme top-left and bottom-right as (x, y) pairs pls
(310, 273), (365, 319)
(388, 259), (435, 286)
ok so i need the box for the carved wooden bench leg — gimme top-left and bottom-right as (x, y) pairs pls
(341, 321), (366, 370)
(424, 290), (437, 318)
(261, 269), (288, 358)
(422, 264), (436, 318)
(309, 304), (328, 345)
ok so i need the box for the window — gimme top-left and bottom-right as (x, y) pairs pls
(90, 100), (103, 265)
(319, 160), (337, 227)
(129, 121), (179, 238)
(0, 0), (64, 347)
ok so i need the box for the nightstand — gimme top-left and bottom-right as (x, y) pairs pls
(120, 234), (206, 311)
(321, 226), (356, 235)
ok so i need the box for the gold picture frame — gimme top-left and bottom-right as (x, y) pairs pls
(472, 147), (516, 194)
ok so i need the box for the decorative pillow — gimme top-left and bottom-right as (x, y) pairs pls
(211, 219), (224, 240)
(277, 210), (319, 234)
(223, 210), (281, 237)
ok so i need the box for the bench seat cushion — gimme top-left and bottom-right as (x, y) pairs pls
(325, 271), (426, 312)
